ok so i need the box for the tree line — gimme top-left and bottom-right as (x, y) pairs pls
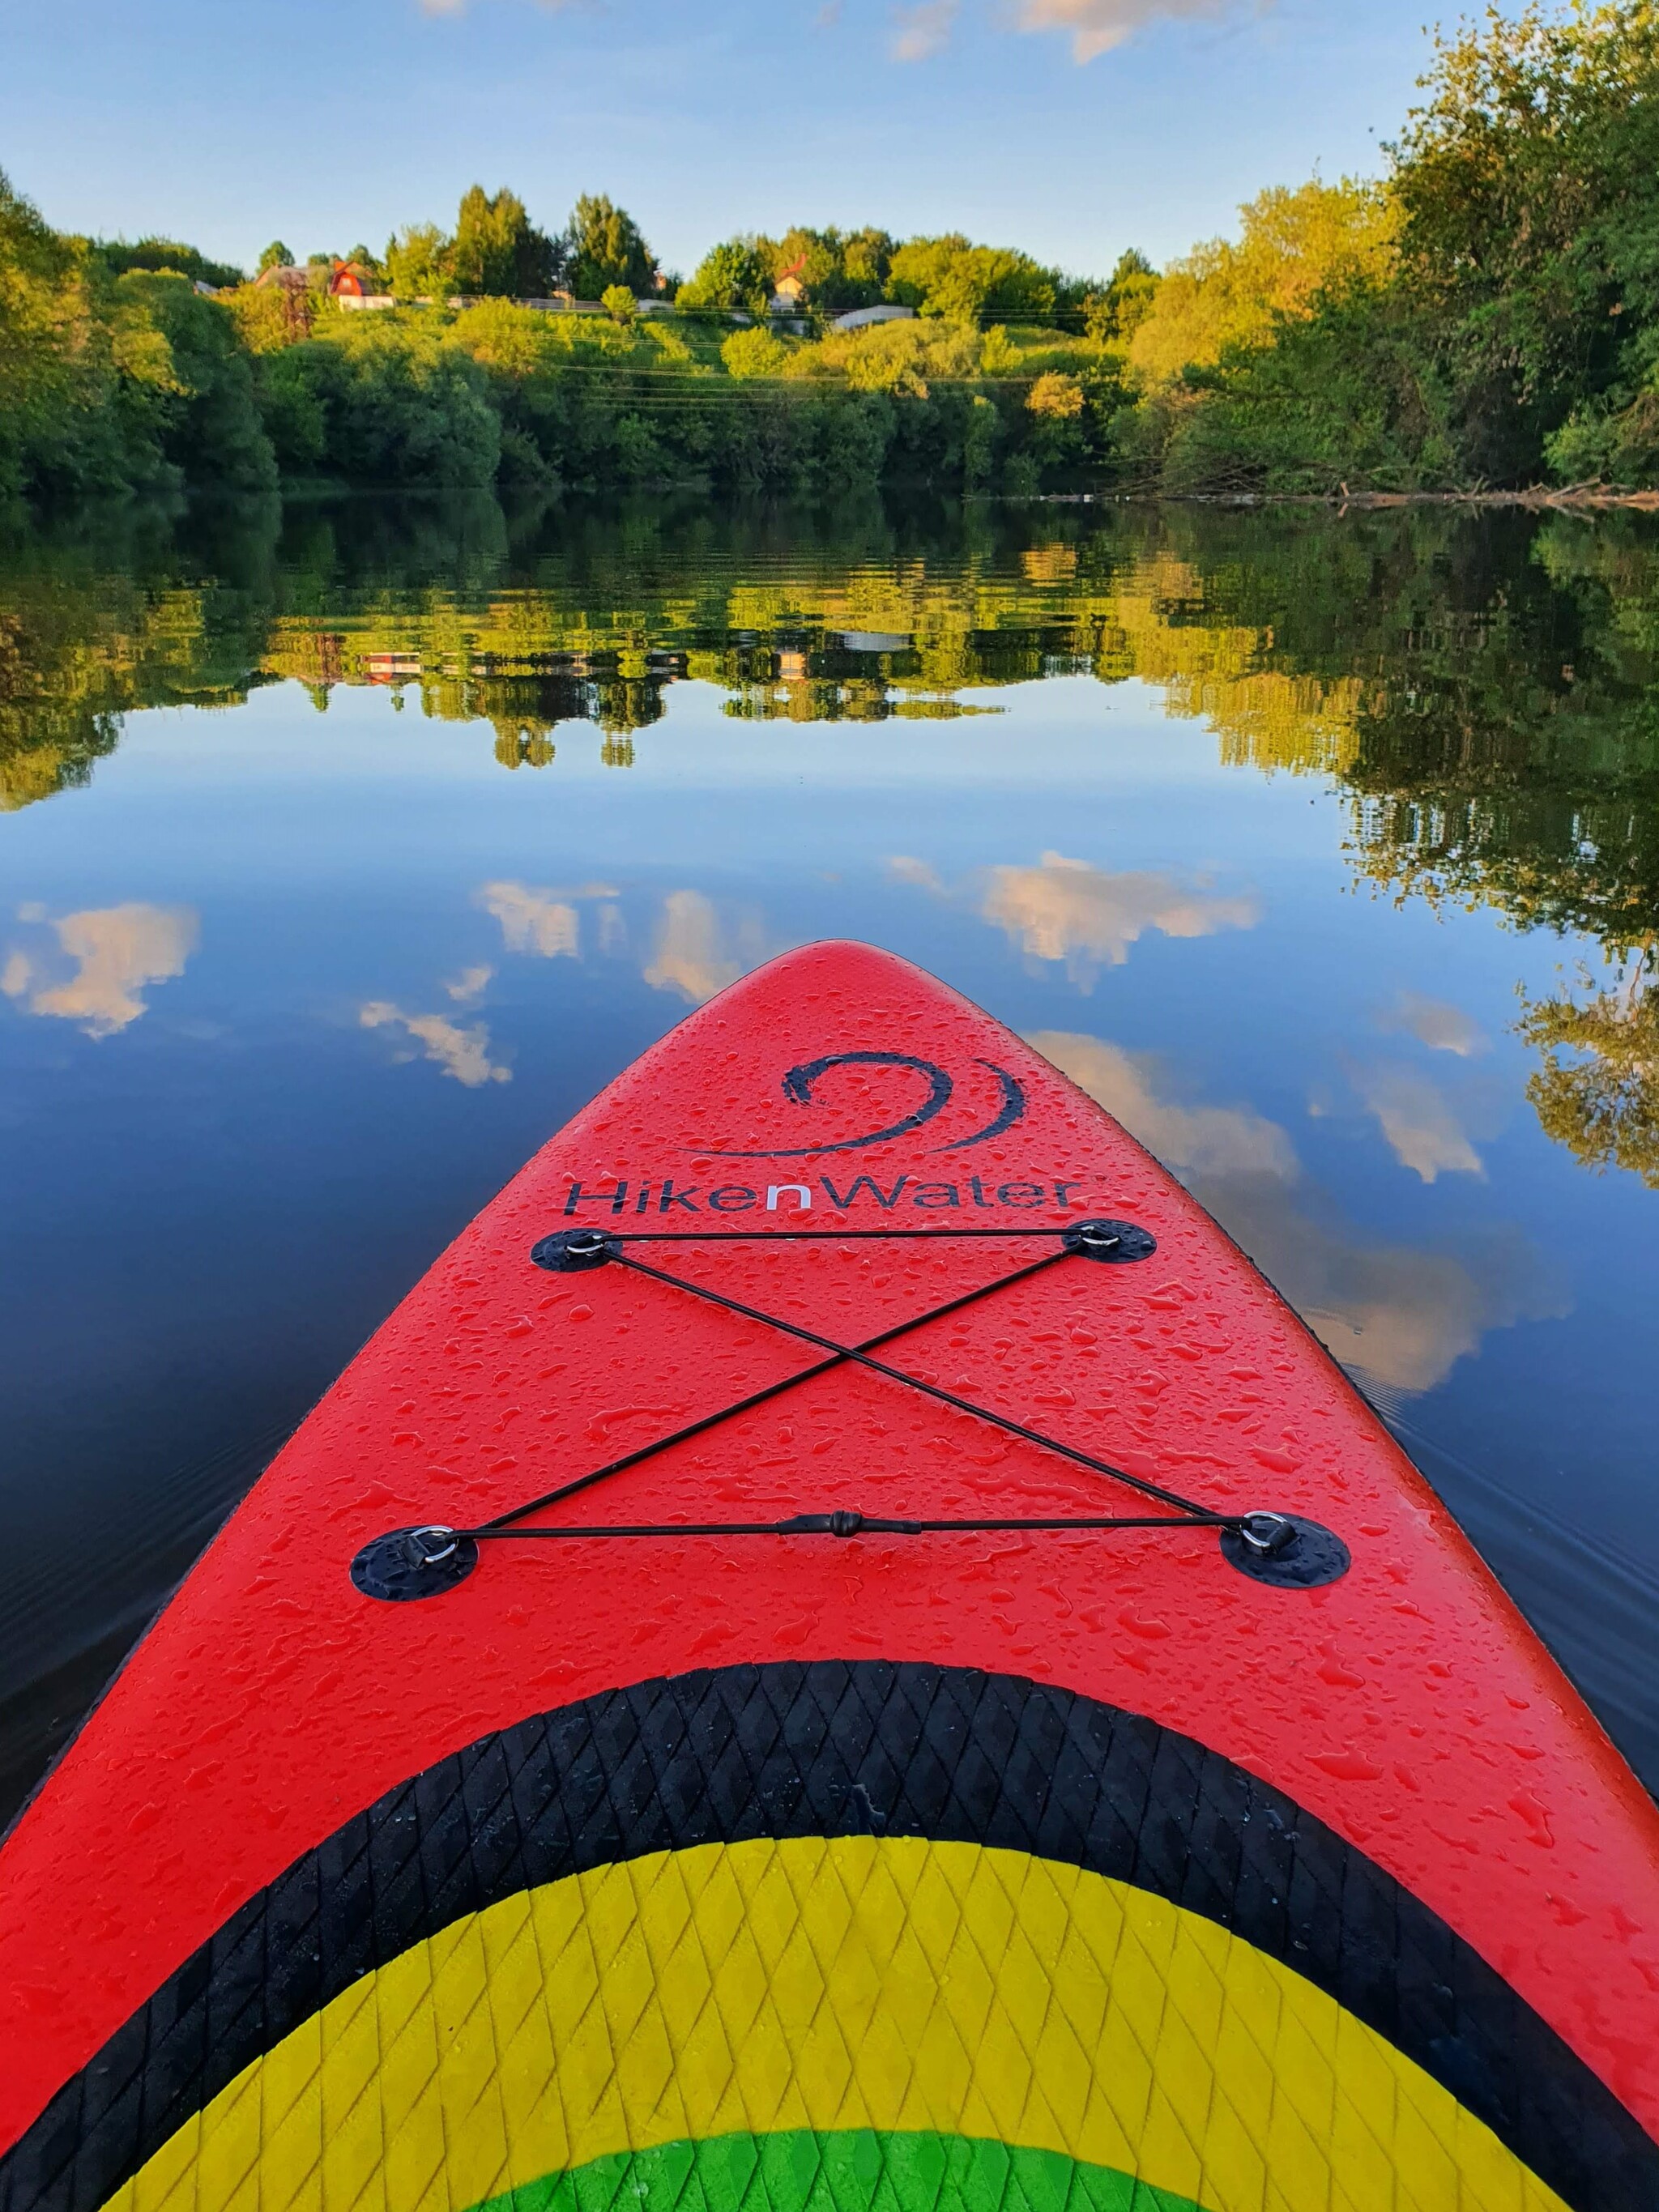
(7, 4), (1659, 501)
(251, 189), (659, 307)
(249, 201), (1128, 327)
(0, 164), (1143, 502)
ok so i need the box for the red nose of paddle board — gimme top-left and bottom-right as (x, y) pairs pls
(2, 940), (1656, 2212)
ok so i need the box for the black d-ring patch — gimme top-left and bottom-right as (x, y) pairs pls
(351, 1526), (480, 1602)
(531, 1229), (621, 1272)
(1220, 1515), (1351, 1588)
(1061, 1218), (1158, 1263)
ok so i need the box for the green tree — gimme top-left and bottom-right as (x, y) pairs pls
(602, 283), (638, 326)
(565, 194), (655, 300)
(677, 237), (773, 319)
(722, 326), (789, 378)
(0, 167), (169, 499)
(842, 228), (895, 301)
(450, 185), (559, 298)
(1128, 180), (1400, 388)
(256, 316), (499, 484)
(1085, 249), (1160, 344)
(98, 237), (245, 289)
(1144, 274), (1458, 494)
(258, 241), (295, 274)
(113, 273), (277, 492)
(386, 224), (454, 300)
(447, 297), (560, 374)
(1026, 371), (1084, 418)
(1391, 0), (1659, 482)
(886, 235), (1058, 324)
(226, 276), (317, 354)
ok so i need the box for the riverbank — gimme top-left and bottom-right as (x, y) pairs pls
(1016, 486), (1659, 510)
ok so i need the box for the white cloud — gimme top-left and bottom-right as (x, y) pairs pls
(893, 0), (958, 59)
(422, 0), (1237, 44)
(1028, 1029), (1555, 1394)
(1377, 990), (1487, 1058)
(2, 903), (198, 1037)
(1016, 0), (1247, 63)
(360, 1000), (510, 1087)
(419, 0), (574, 15)
(981, 852), (1258, 984)
(1346, 1060), (1485, 1183)
(478, 880), (595, 959)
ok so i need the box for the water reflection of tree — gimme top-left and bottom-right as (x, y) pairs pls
(0, 508), (279, 808)
(1026, 501), (1659, 1187)
(1517, 967), (1659, 1189)
(493, 725), (557, 770)
(7, 492), (1118, 801)
(9, 492), (1659, 1185)
(1324, 514), (1659, 1184)
(0, 607), (122, 808)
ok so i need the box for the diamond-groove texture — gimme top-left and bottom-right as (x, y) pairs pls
(85, 1837), (1567, 2212)
(0, 1663), (1652, 2212)
(465, 2121), (1193, 2212)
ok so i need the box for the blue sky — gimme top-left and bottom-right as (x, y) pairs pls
(2, 0), (1449, 279)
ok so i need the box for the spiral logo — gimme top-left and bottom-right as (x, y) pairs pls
(702, 1051), (1026, 1157)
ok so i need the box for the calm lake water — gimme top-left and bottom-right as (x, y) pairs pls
(3, 491), (1657, 1818)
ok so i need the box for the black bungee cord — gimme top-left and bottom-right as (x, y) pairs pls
(352, 1218), (1351, 1599)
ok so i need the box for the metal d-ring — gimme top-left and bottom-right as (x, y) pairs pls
(1220, 1511), (1350, 1588)
(1238, 1511), (1295, 1557)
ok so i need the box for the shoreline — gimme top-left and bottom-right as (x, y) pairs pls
(1023, 485), (1659, 510)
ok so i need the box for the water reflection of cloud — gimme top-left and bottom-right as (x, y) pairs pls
(2, 903), (198, 1037)
(1377, 991), (1488, 1058)
(1033, 1034), (1295, 1181)
(360, 1001), (510, 1087)
(597, 902), (628, 956)
(982, 854), (1258, 984)
(1345, 1060), (1486, 1183)
(644, 891), (770, 1006)
(887, 855), (944, 893)
(476, 877), (762, 1006)
(479, 883), (578, 959)
(444, 965), (493, 1004)
(1030, 1029), (1560, 1396)
(479, 880), (620, 961)
(1218, 1178), (1551, 1397)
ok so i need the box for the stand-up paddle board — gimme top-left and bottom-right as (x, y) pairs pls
(2, 940), (1657, 2212)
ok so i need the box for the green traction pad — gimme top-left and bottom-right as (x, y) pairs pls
(469, 2131), (1197, 2212)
